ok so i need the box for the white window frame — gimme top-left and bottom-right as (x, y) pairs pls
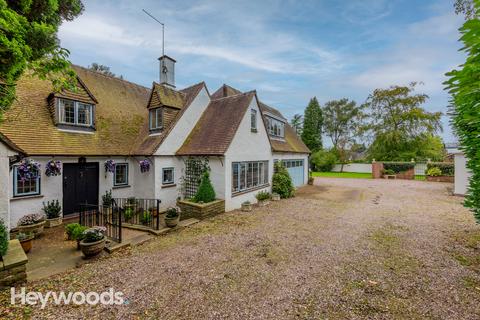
(58, 98), (94, 127)
(162, 167), (175, 185)
(114, 163), (129, 186)
(232, 161), (269, 193)
(251, 109), (257, 132)
(13, 166), (41, 197)
(266, 116), (285, 138)
(149, 108), (163, 130)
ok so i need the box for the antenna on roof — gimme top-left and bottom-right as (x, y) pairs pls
(142, 9), (164, 58)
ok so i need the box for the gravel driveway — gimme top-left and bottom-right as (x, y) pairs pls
(1, 178), (480, 319)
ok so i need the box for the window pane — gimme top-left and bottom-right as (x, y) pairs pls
(232, 163), (239, 192)
(115, 164), (128, 185)
(263, 161), (268, 184)
(77, 103), (92, 125)
(60, 99), (75, 124)
(252, 162), (259, 186)
(240, 163), (246, 190)
(15, 168), (39, 196)
(156, 109), (162, 128)
(163, 168), (174, 184)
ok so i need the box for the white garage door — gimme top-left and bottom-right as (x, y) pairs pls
(282, 159), (304, 187)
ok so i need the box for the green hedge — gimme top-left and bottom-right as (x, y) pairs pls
(383, 162), (414, 174)
(426, 162), (454, 176)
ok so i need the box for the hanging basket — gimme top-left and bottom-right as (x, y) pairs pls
(17, 159), (41, 182)
(104, 159), (116, 176)
(139, 159), (150, 173)
(45, 160), (62, 177)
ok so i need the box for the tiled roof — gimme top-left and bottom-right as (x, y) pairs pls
(209, 84), (310, 154)
(177, 91), (256, 156)
(148, 82), (185, 109)
(0, 66), (204, 156)
(0, 132), (24, 154)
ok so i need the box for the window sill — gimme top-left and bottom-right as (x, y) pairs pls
(11, 194), (44, 201)
(162, 183), (176, 189)
(113, 185), (130, 189)
(232, 184), (270, 197)
(251, 129), (258, 133)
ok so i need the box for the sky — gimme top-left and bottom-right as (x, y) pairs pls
(58, 0), (465, 144)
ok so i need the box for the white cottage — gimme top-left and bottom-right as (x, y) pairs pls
(0, 57), (310, 230)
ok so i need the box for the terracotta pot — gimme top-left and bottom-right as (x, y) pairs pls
(165, 215), (180, 228)
(45, 216), (62, 228)
(17, 220), (45, 238)
(241, 203), (252, 212)
(19, 238), (33, 253)
(80, 238), (106, 257)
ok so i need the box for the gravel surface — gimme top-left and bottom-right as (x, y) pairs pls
(1, 178), (479, 319)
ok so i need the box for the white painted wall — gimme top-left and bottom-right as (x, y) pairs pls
(155, 86), (210, 155)
(8, 156), (155, 227)
(273, 153), (309, 186)
(332, 163), (371, 173)
(455, 153), (471, 196)
(0, 142), (17, 231)
(153, 156), (184, 210)
(224, 97), (273, 211)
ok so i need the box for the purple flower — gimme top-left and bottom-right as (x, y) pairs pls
(45, 160), (62, 177)
(139, 159), (150, 173)
(104, 160), (116, 174)
(17, 159), (41, 182)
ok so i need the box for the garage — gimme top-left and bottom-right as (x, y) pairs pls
(281, 159), (305, 187)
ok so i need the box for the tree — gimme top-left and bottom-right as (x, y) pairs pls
(455, 0), (476, 19)
(290, 114), (303, 135)
(310, 149), (338, 172)
(89, 63), (123, 79)
(0, 0), (83, 121)
(446, 2), (480, 222)
(322, 98), (364, 159)
(194, 172), (216, 203)
(363, 83), (443, 161)
(301, 97), (323, 152)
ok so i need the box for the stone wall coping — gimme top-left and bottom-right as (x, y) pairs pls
(1, 239), (28, 270)
(177, 199), (225, 209)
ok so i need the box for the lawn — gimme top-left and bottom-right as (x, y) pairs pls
(312, 172), (372, 179)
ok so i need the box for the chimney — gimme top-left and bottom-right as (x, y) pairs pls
(159, 55), (176, 88)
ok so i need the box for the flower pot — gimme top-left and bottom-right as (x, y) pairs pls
(308, 177), (314, 185)
(258, 200), (270, 207)
(45, 216), (62, 228)
(271, 194), (281, 201)
(165, 215), (180, 228)
(80, 238), (106, 257)
(17, 220), (45, 238)
(241, 203), (252, 212)
(19, 238), (33, 254)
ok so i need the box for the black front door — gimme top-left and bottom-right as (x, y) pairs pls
(63, 163), (99, 215)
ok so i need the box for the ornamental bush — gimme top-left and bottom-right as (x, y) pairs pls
(0, 219), (8, 256)
(194, 172), (216, 203)
(426, 162), (454, 176)
(272, 162), (295, 199)
(310, 149), (338, 172)
(255, 191), (270, 201)
(427, 167), (442, 177)
(383, 162), (414, 174)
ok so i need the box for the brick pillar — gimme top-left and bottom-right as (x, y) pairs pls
(372, 162), (384, 179)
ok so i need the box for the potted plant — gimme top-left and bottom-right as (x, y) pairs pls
(17, 213), (46, 238)
(45, 160), (62, 177)
(164, 207), (180, 228)
(241, 201), (252, 212)
(308, 176), (314, 185)
(65, 223), (88, 249)
(43, 200), (62, 228)
(140, 210), (152, 225)
(255, 191), (270, 206)
(102, 190), (113, 208)
(271, 193), (281, 201)
(16, 232), (34, 253)
(123, 207), (134, 222)
(79, 226), (106, 257)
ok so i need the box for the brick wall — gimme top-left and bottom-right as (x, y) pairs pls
(177, 199), (225, 220)
(426, 176), (455, 183)
(372, 162), (384, 179)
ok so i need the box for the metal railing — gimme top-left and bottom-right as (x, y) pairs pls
(79, 204), (122, 243)
(112, 198), (161, 231)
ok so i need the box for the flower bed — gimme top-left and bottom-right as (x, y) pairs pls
(177, 199), (225, 220)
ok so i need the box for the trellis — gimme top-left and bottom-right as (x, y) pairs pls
(182, 157), (210, 199)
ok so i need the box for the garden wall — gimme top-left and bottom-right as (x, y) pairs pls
(332, 163), (371, 173)
(372, 162), (415, 180)
(177, 199), (225, 220)
(0, 240), (28, 289)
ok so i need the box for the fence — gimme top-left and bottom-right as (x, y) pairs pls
(331, 162), (429, 176)
(112, 198), (161, 231)
(79, 204), (122, 243)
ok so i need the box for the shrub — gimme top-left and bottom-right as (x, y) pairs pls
(65, 223), (80, 238)
(140, 211), (152, 224)
(426, 162), (454, 176)
(165, 207), (179, 219)
(16, 232), (33, 241)
(65, 223), (88, 241)
(272, 162), (295, 199)
(102, 190), (113, 207)
(310, 149), (338, 172)
(383, 162), (414, 174)
(194, 172), (216, 203)
(427, 167), (442, 177)
(82, 226), (106, 243)
(0, 219), (8, 256)
(382, 169), (395, 175)
(17, 213), (46, 226)
(255, 191), (270, 201)
(42, 200), (61, 219)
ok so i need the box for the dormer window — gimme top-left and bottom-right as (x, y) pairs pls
(266, 116), (285, 138)
(149, 108), (163, 132)
(58, 98), (94, 127)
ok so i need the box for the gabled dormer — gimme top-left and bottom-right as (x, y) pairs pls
(260, 103), (286, 140)
(48, 76), (98, 132)
(147, 82), (185, 134)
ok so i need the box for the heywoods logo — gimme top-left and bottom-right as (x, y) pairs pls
(11, 287), (125, 309)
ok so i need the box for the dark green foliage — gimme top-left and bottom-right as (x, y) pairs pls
(272, 162), (295, 198)
(455, 0), (476, 19)
(166, 207), (179, 218)
(194, 172), (216, 203)
(382, 169), (395, 175)
(445, 4), (480, 222)
(255, 191), (270, 201)
(42, 199), (61, 219)
(0, 219), (8, 256)
(426, 163), (454, 176)
(0, 0), (84, 120)
(140, 211), (152, 224)
(301, 97), (323, 152)
(310, 149), (338, 172)
(65, 223), (87, 241)
(383, 162), (414, 174)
